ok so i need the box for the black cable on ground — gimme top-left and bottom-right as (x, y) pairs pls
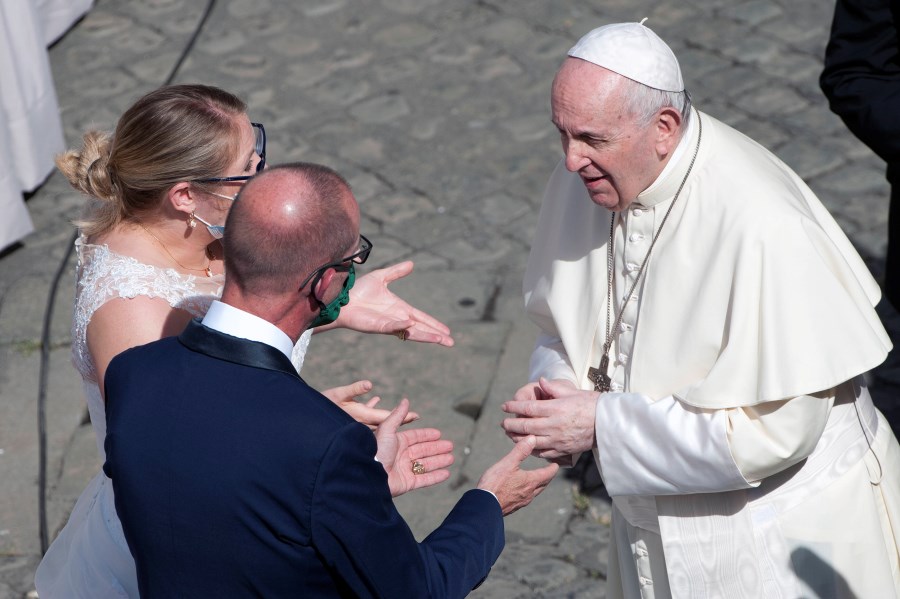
(38, 0), (218, 555)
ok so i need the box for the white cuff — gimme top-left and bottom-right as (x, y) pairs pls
(595, 393), (757, 496)
(528, 333), (577, 384)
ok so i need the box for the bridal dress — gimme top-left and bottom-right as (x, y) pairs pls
(34, 236), (312, 598)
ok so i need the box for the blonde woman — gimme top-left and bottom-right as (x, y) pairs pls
(35, 84), (453, 597)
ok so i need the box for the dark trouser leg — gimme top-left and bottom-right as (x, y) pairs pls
(886, 165), (900, 310)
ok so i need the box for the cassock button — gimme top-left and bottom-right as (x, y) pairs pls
(618, 353), (628, 364)
(625, 262), (639, 273)
(629, 233), (644, 243)
(632, 207), (643, 217)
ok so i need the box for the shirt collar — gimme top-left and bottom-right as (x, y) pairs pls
(201, 300), (294, 360)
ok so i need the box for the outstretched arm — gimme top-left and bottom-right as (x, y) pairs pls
(315, 261), (454, 346)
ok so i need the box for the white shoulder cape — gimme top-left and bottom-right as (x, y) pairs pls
(524, 109), (891, 408)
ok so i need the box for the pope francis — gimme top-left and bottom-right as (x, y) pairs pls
(501, 21), (900, 598)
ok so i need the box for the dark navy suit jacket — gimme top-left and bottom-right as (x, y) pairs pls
(103, 319), (504, 598)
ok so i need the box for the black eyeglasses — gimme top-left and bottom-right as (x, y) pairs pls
(192, 122), (266, 184)
(298, 234), (373, 291)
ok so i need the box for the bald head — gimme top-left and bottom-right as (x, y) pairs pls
(223, 163), (358, 297)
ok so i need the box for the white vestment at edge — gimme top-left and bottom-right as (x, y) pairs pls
(524, 108), (900, 598)
(0, 0), (92, 251)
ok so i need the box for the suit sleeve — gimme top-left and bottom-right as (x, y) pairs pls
(820, 0), (900, 163)
(309, 423), (504, 599)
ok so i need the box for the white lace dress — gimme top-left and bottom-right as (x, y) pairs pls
(34, 236), (312, 598)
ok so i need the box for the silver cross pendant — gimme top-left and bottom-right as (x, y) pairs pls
(587, 355), (611, 393)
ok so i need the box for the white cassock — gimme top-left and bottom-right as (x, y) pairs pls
(0, 0), (91, 251)
(524, 108), (900, 598)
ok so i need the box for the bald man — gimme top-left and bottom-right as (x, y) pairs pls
(502, 22), (900, 598)
(103, 163), (558, 598)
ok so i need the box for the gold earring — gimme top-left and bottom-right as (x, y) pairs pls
(188, 212), (196, 229)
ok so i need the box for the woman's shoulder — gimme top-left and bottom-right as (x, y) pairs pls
(71, 231), (223, 380)
(75, 232), (223, 312)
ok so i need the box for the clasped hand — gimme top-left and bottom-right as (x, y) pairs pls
(501, 378), (599, 460)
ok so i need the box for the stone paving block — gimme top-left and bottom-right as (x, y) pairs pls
(722, 36), (781, 66)
(558, 518), (611, 577)
(536, 578), (607, 598)
(763, 17), (826, 46)
(732, 84), (810, 118)
(775, 102), (849, 137)
(300, 0), (347, 18)
(0, 347), (84, 556)
(697, 64), (761, 101)
(729, 118), (791, 150)
(364, 190), (438, 225)
(381, 0), (443, 15)
(373, 22), (437, 49)
(721, 0), (783, 27)
(461, 308), (575, 543)
(772, 137), (846, 181)
(349, 92), (412, 124)
(762, 51), (826, 86)
(0, 275), (66, 344)
(816, 165), (891, 197)
(678, 48), (732, 82)
(0, 556), (40, 599)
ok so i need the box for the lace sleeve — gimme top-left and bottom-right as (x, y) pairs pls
(71, 237), (224, 382)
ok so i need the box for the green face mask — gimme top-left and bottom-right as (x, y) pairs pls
(310, 263), (356, 328)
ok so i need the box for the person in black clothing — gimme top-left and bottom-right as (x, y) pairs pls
(820, 0), (900, 311)
(821, 0), (900, 434)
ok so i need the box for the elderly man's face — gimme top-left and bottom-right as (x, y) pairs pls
(551, 59), (667, 211)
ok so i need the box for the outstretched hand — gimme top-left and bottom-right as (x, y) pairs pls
(322, 380), (419, 430)
(476, 436), (559, 516)
(375, 399), (454, 497)
(321, 261), (454, 346)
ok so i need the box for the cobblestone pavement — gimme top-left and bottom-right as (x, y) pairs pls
(2, 0), (898, 597)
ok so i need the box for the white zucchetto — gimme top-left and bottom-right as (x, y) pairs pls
(567, 20), (684, 92)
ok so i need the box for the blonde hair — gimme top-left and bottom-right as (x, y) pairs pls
(57, 84), (248, 237)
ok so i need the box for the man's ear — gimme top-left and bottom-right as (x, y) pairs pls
(313, 268), (336, 302)
(167, 182), (196, 217)
(654, 107), (683, 157)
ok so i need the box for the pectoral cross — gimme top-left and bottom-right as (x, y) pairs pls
(587, 354), (611, 393)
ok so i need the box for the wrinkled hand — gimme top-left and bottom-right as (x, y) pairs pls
(512, 378), (577, 403)
(322, 380), (419, 430)
(501, 378), (599, 459)
(476, 436), (559, 516)
(375, 399), (455, 497)
(323, 261), (454, 346)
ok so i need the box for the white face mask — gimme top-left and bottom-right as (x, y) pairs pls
(193, 192), (236, 239)
(192, 213), (225, 239)
(207, 191), (238, 202)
